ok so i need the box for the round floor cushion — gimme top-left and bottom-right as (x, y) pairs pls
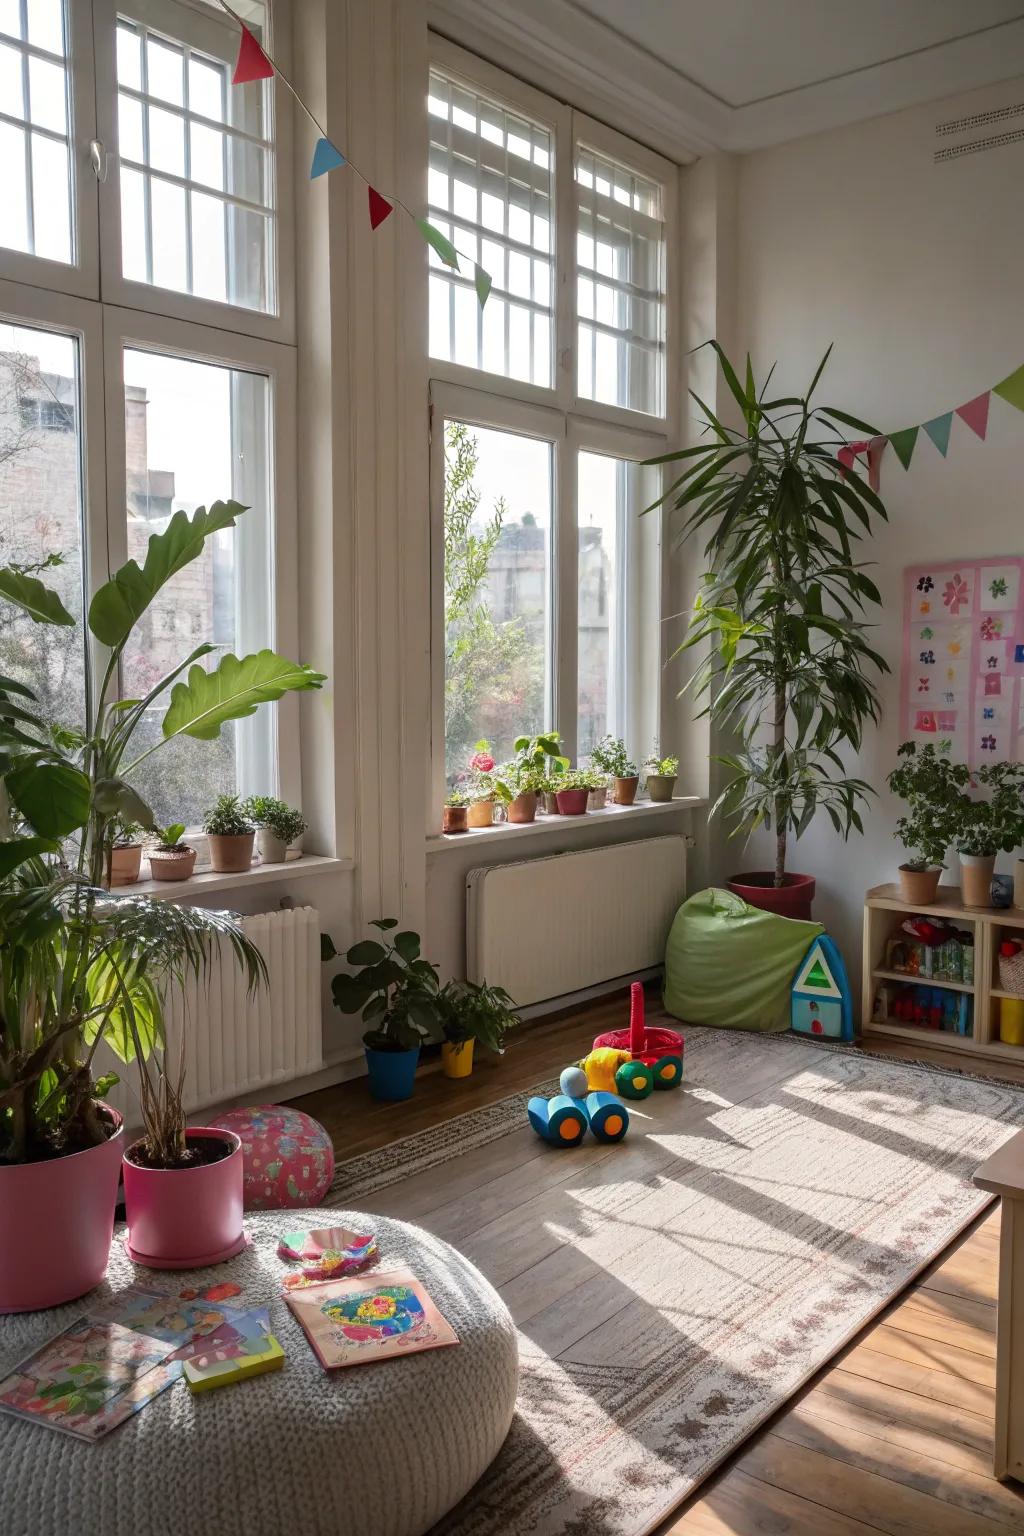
(209, 1105), (335, 1208)
(0, 1208), (519, 1536)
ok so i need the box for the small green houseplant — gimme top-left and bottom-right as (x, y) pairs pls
(437, 979), (520, 1079)
(555, 768), (601, 816)
(591, 735), (639, 804)
(110, 817), (144, 887)
(644, 751), (680, 803)
(886, 743), (962, 903)
(495, 761), (545, 824)
(147, 823), (196, 883)
(953, 759), (1024, 908)
(244, 794), (307, 864)
(323, 920), (443, 1100)
(442, 788), (470, 835)
(203, 794), (255, 873)
(467, 741), (497, 828)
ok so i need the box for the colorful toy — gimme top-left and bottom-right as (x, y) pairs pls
(790, 935), (854, 1041)
(528, 1089), (630, 1146)
(559, 1065), (589, 1099)
(575, 1046), (632, 1094)
(589, 982), (684, 1093)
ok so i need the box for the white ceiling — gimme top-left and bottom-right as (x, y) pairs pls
(428, 0), (1024, 158)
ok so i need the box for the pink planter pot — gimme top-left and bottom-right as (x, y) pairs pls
(0, 1109), (124, 1312)
(122, 1127), (245, 1269)
(555, 788), (590, 816)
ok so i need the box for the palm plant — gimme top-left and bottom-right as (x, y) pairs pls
(650, 343), (888, 887)
(0, 501), (323, 1165)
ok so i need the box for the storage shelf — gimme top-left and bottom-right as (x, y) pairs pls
(864, 1020), (975, 1049)
(992, 988), (1024, 1002)
(872, 968), (974, 995)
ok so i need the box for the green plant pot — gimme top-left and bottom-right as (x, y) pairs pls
(646, 774), (677, 803)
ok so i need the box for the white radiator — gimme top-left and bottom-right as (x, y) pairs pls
(98, 905), (322, 1124)
(466, 837), (686, 1006)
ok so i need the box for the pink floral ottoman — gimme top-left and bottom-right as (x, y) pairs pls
(209, 1105), (335, 1209)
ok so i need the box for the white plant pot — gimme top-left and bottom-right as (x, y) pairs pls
(959, 852), (996, 908)
(1015, 858), (1024, 912)
(257, 827), (289, 864)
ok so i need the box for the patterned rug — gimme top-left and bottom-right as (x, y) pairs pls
(328, 1028), (1024, 1536)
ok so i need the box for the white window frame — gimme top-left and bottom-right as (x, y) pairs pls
(427, 40), (677, 830)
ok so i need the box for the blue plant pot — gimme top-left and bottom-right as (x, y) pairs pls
(364, 1045), (420, 1102)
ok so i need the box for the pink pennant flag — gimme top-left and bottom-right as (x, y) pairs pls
(955, 391), (991, 441)
(866, 435), (887, 492)
(232, 24), (274, 85)
(368, 186), (393, 230)
(837, 440), (868, 480)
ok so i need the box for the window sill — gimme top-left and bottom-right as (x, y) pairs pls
(426, 796), (707, 853)
(127, 853), (353, 902)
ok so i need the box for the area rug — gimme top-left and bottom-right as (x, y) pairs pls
(328, 1027), (1024, 1536)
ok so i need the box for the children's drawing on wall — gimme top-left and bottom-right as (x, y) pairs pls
(903, 559), (1024, 767)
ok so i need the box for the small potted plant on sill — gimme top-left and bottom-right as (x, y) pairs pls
(467, 741), (497, 828)
(886, 742), (960, 904)
(592, 735), (639, 805)
(109, 817), (144, 887)
(324, 920), (442, 1101)
(244, 794), (307, 864)
(644, 751), (680, 803)
(204, 794), (255, 873)
(952, 759), (1024, 908)
(442, 789), (470, 834)
(147, 823), (197, 883)
(537, 773), (563, 814)
(556, 769), (600, 816)
(495, 763), (543, 824)
(437, 978), (520, 1079)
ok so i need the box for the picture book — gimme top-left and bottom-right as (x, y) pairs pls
(183, 1308), (284, 1394)
(285, 1268), (459, 1370)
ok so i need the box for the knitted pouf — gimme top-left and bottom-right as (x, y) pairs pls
(208, 1104), (334, 1208)
(0, 1208), (519, 1536)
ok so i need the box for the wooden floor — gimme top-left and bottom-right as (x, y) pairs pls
(290, 999), (1024, 1536)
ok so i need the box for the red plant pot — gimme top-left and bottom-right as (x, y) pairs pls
(727, 872), (816, 922)
(555, 788), (590, 816)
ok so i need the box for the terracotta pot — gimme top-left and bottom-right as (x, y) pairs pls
(0, 1108), (124, 1312)
(588, 785), (608, 810)
(148, 846), (197, 882)
(727, 872), (816, 921)
(897, 864), (942, 905)
(110, 843), (142, 886)
(468, 800), (494, 829)
(208, 831), (255, 873)
(257, 827), (289, 864)
(542, 792), (560, 814)
(646, 773), (677, 803)
(442, 1038), (474, 1079)
(442, 805), (468, 834)
(507, 791), (537, 824)
(122, 1128), (245, 1269)
(612, 775), (639, 806)
(959, 852), (996, 909)
(555, 787), (590, 816)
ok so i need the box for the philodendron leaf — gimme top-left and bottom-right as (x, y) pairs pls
(88, 501), (247, 648)
(161, 651), (326, 742)
(0, 568), (75, 626)
(92, 777), (155, 830)
(0, 835), (59, 879)
(6, 760), (92, 837)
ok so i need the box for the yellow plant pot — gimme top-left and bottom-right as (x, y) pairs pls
(467, 800), (493, 829)
(442, 1039), (475, 1079)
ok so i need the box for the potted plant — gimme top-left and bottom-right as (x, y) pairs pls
(147, 823), (197, 883)
(649, 342), (888, 920)
(645, 752), (679, 803)
(953, 759), (1024, 908)
(886, 743), (960, 904)
(204, 794), (256, 873)
(436, 979), (519, 1079)
(592, 736), (639, 805)
(109, 817), (143, 886)
(244, 794), (307, 864)
(324, 920), (442, 1101)
(467, 741), (497, 828)
(495, 762), (543, 824)
(537, 772), (563, 815)
(0, 502), (324, 1306)
(442, 789), (469, 834)
(555, 769), (600, 816)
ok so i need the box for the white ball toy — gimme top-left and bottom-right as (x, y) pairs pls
(559, 1065), (589, 1099)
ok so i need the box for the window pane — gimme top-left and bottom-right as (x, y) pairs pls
(428, 69), (554, 387)
(115, 4), (276, 314)
(443, 420), (550, 785)
(120, 349), (274, 831)
(575, 145), (666, 416)
(0, 320), (86, 731)
(0, 1), (73, 265)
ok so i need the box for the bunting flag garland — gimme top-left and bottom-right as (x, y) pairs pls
(922, 412), (953, 457)
(888, 425), (918, 471)
(866, 434), (886, 492)
(955, 391), (990, 440)
(219, 1), (491, 304)
(994, 363), (1024, 413)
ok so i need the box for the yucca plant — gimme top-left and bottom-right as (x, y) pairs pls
(649, 343), (889, 886)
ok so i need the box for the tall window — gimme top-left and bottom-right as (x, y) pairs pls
(0, 0), (298, 857)
(428, 41), (674, 807)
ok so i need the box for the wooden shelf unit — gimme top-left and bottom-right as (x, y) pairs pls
(863, 883), (1024, 1065)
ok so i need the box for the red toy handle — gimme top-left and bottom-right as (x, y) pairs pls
(629, 981), (645, 1056)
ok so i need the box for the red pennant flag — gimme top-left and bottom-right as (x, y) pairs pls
(836, 440), (868, 480)
(955, 391), (991, 441)
(368, 187), (393, 230)
(232, 25), (274, 86)
(866, 434), (887, 492)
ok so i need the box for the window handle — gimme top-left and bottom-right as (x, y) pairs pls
(89, 139), (108, 183)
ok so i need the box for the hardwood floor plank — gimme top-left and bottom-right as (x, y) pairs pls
(848, 1322), (997, 1387)
(836, 1341), (996, 1416)
(666, 1467), (886, 1535)
(813, 1368), (994, 1462)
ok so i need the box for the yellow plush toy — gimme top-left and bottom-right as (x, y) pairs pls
(578, 1047), (632, 1094)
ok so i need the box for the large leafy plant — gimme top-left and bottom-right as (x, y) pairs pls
(886, 742), (963, 870)
(323, 920), (443, 1052)
(0, 501), (323, 1164)
(652, 343), (888, 886)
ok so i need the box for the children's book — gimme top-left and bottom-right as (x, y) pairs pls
(285, 1268), (458, 1370)
(183, 1306), (284, 1394)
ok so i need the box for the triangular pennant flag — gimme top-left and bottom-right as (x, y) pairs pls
(474, 264), (492, 307)
(310, 137), (345, 179)
(994, 363), (1024, 414)
(415, 217), (459, 270)
(368, 186), (393, 230)
(232, 24), (274, 86)
(866, 434), (887, 492)
(955, 391), (990, 441)
(836, 441), (867, 479)
(922, 412), (953, 457)
(889, 425), (918, 470)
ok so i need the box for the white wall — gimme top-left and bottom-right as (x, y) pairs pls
(723, 74), (1024, 977)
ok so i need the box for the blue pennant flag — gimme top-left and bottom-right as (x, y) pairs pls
(310, 137), (346, 179)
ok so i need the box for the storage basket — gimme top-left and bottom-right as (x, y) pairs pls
(999, 949), (1024, 997)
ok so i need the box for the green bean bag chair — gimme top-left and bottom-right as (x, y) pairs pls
(663, 887), (824, 1032)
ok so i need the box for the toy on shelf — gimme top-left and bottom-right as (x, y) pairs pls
(790, 935), (854, 1041)
(883, 914), (973, 984)
(588, 982), (685, 1094)
(873, 978), (972, 1036)
(528, 1080), (630, 1146)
